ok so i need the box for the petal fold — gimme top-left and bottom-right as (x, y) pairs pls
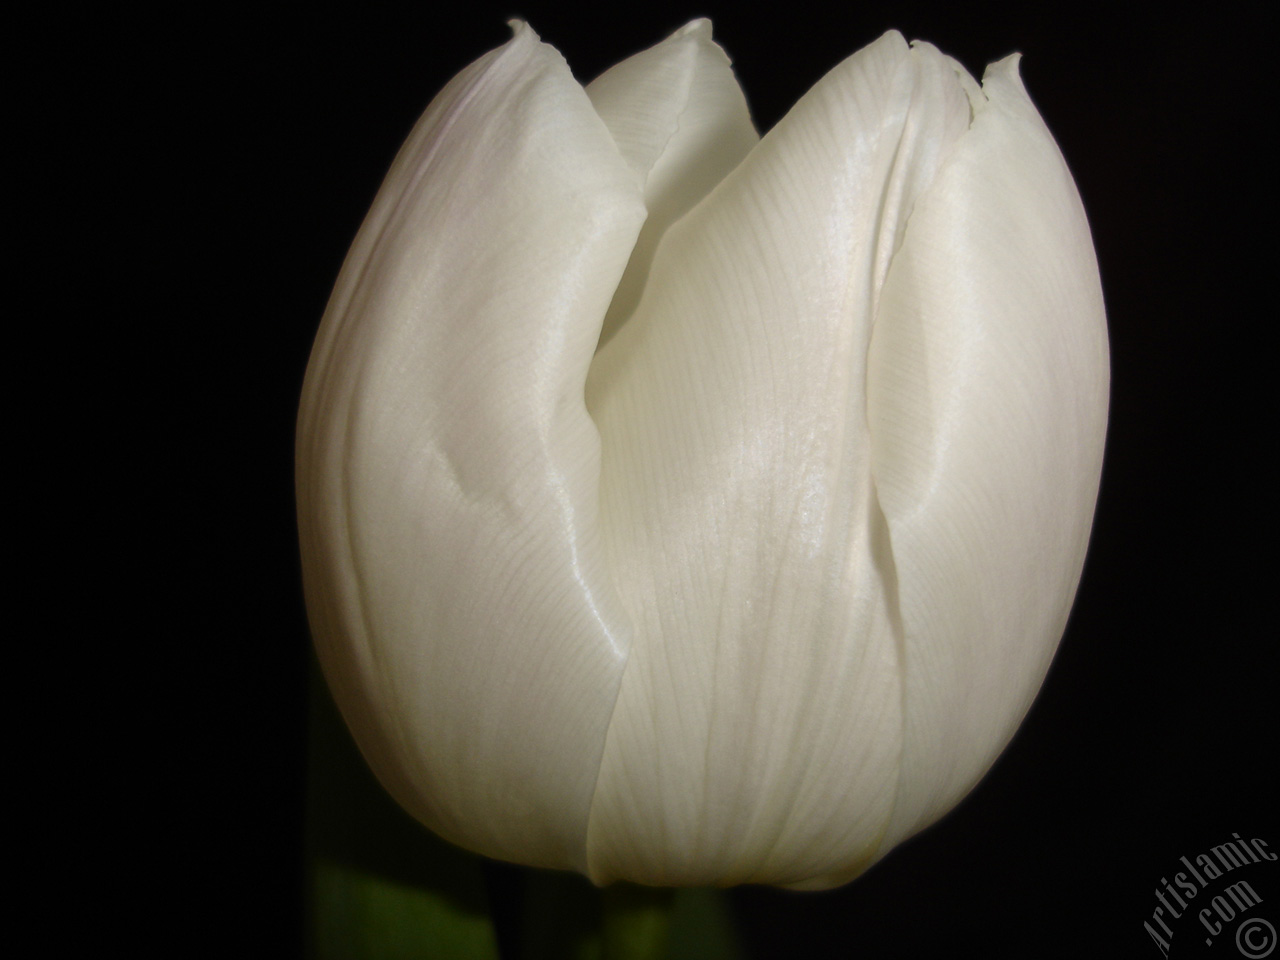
(587, 19), (759, 347)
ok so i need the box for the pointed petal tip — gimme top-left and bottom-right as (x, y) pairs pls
(505, 18), (538, 42)
(673, 17), (714, 40)
(983, 52), (1026, 93)
(880, 29), (910, 52)
(979, 52), (1041, 121)
(668, 19), (733, 65)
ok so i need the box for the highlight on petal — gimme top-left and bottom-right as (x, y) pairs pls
(296, 22), (646, 874)
(583, 32), (986, 888)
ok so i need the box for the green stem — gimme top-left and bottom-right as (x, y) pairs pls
(304, 657), (500, 960)
(600, 883), (676, 960)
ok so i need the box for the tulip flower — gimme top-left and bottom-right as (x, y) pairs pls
(297, 19), (1108, 891)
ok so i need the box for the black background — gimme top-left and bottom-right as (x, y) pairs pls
(101, 1), (1275, 956)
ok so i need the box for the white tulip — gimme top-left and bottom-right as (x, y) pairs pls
(296, 19), (1108, 889)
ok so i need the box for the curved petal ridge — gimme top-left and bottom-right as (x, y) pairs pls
(297, 22), (648, 874)
(867, 53), (1109, 849)
(582, 32), (975, 887)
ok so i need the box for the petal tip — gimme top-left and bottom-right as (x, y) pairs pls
(506, 18), (539, 43)
(880, 29), (910, 51)
(983, 52), (1026, 93)
(673, 17), (714, 40)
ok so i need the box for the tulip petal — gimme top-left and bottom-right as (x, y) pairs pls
(583, 32), (976, 887)
(867, 54), (1109, 849)
(296, 23), (646, 873)
(587, 20), (759, 348)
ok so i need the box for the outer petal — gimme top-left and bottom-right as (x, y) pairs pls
(586, 19), (759, 347)
(868, 54), (1110, 850)
(295, 23), (646, 873)
(584, 32), (975, 887)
